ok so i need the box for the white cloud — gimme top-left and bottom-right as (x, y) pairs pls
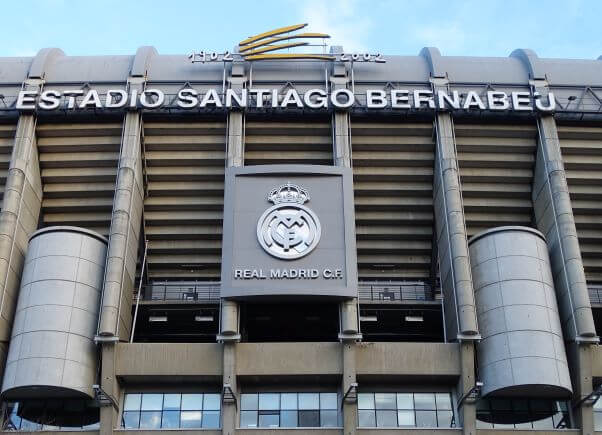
(296, 0), (373, 52)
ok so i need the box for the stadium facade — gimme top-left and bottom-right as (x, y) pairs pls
(0, 34), (601, 435)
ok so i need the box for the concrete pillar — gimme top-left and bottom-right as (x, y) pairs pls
(99, 343), (121, 435)
(222, 343), (237, 435)
(220, 65), (245, 435)
(531, 94), (598, 432)
(98, 105), (144, 340)
(331, 65), (360, 435)
(457, 341), (476, 435)
(433, 109), (479, 340)
(533, 113), (597, 342)
(0, 91), (43, 381)
(567, 342), (595, 435)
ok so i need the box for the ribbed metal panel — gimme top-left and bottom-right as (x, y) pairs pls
(2, 226), (107, 399)
(37, 122), (121, 237)
(143, 120), (226, 280)
(456, 123), (537, 237)
(0, 124), (16, 209)
(244, 120), (332, 165)
(558, 126), (602, 282)
(470, 226), (571, 397)
(351, 122), (434, 280)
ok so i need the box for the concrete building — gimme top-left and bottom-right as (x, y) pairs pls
(0, 42), (601, 435)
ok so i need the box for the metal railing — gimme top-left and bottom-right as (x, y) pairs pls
(137, 281), (438, 303)
(358, 282), (436, 302)
(589, 285), (602, 305)
(141, 282), (221, 303)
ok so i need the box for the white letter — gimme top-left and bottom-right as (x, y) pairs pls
(200, 89), (223, 107)
(250, 89), (270, 108)
(16, 90), (38, 110)
(79, 90), (102, 109)
(105, 89), (128, 108)
(367, 90), (387, 108)
(391, 90), (410, 108)
(63, 90), (84, 109)
(511, 91), (533, 111)
(280, 89), (303, 108)
(226, 88), (247, 108)
(413, 90), (435, 109)
(487, 91), (509, 110)
(331, 89), (355, 108)
(303, 89), (328, 109)
(271, 89), (279, 108)
(39, 90), (61, 110)
(463, 91), (486, 110)
(437, 90), (460, 110)
(140, 89), (165, 109)
(534, 92), (556, 112)
(176, 88), (198, 108)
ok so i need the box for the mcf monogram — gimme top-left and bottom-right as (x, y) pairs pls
(256, 183), (321, 260)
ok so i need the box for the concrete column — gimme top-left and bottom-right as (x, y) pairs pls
(99, 342), (121, 435)
(433, 110), (479, 340)
(0, 96), (43, 381)
(531, 99), (597, 433)
(457, 341), (476, 435)
(222, 343), (237, 435)
(533, 113), (597, 342)
(567, 342), (595, 435)
(331, 66), (360, 435)
(220, 66), (245, 435)
(98, 105), (144, 340)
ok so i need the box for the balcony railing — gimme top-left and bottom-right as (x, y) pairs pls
(589, 285), (602, 305)
(141, 282), (221, 302)
(358, 282), (436, 302)
(137, 281), (438, 303)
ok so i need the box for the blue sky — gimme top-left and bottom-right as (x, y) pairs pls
(3, 0), (601, 59)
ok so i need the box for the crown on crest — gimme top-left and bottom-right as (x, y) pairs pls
(268, 182), (309, 205)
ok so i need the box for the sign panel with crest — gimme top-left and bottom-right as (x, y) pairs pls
(221, 165), (357, 298)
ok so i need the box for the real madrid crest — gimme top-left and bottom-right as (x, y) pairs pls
(256, 182), (321, 260)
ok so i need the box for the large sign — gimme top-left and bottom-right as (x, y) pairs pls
(221, 165), (357, 298)
(15, 87), (556, 112)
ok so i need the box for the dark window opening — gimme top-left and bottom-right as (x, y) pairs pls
(131, 305), (218, 343)
(3, 400), (99, 431)
(476, 398), (571, 429)
(360, 305), (444, 342)
(240, 302), (339, 342)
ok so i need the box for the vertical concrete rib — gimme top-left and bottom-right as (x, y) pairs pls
(331, 62), (359, 435)
(533, 114), (597, 342)
(98, 107), (144, 339)
(0, 108), (42, 380)
(433, 111), (479, 339)
(221, 64), (245, 435)
(421, 47), (479, 435)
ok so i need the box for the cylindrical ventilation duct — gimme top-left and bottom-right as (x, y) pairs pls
(2, 226), (108, 399)
(469, 226), (572, 398)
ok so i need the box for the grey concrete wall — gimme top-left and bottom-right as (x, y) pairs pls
(356, 342), (460, 378)
(469, 226), (571, 397)
(591, 346), (602, 379)
(358, 430), (460, 435)
(115, 343), (222, 378)
(98, 111), (144, 340)
(2, 227), (107, 399)
(236, 430), (341, 435)
(236, 342), (342, 376)
(533, 115), (596, 342)
(117, 431), (220, 435)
